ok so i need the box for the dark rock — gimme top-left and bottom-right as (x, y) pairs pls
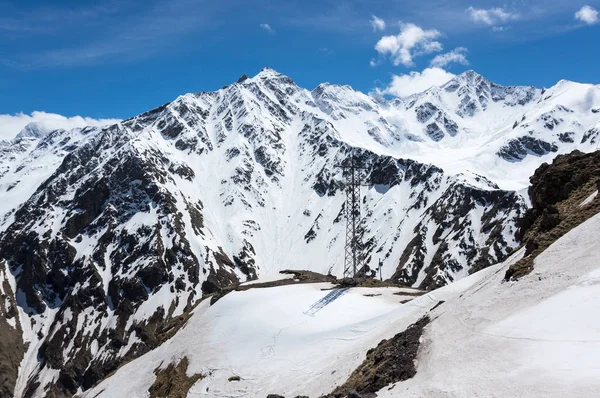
(524, 240), (539, 257)
(324, 316), (430, 397)
(558, 132), (575, 143)
(137, 264), (169, 292)
(425, 123), (444, 141)
(415, 102), (438, 123)
(149, 357), (203, 398)
(538, 208), (561, 232)
(0, 273), (25, 398)
(441, 115), (459, 136)
(528, 151), (599, 209)
(392, 182), (525, 288)
(497, 136), (558, 162)
(506, 149), (600, 280)
(581, 128), (599, 145)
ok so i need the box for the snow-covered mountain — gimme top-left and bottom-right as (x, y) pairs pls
(85, 210), (600, 398)
(1, 68), (599, 397)
(14, 123), (52, 140)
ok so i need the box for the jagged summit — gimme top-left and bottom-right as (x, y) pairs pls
(15, 122), (51, 140)
(451, 69), (488, 83)
(260, 65), (275, 72)
(445, 70), (539, 91)
(236, 73), (249, 83)
(252, 65), (290, 80)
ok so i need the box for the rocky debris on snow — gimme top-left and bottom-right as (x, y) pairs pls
(333, 277), (411, 290)
(148, 357), (203, 398)
(211, 270), (337, 304)
(323, 316), (430, 398)
(392, 290), (425, 297)
(506, 150), (600, 280)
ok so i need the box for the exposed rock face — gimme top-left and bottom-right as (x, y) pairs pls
(582, 127), (600, 145)
(1, 69), (599, 396)
(443, 70), (538, 117)
(506, 150), (600, 280)
(393, 183), (524, 290)
(0, 261), (24, 398)
(0, 122), (235, 397)
(148, 357), (203, 398)
(497, 136), (558, 161)
(324, 316), (430, 398)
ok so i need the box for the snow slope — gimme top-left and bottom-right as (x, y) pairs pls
(86, 210), (600, 398)
(82, 281), (479, 398)
(381, 213), (600, 398)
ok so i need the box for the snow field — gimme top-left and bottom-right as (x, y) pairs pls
(381, 213), (600, 397)
(88, 212), (600, 398)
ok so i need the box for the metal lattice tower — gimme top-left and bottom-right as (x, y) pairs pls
(336, 154), (367, 278)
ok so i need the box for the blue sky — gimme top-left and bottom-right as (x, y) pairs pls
(1, 0), (599, 127)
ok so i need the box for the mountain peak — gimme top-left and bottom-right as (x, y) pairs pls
(453, 70), (489, 85)
(246, 66), (297, 89)
(459, 69), (483, 79)
(313, 82), (355, 93)
(15, 122), (52, 140)
(254, 66), (284, 79)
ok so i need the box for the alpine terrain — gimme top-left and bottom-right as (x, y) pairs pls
(1, 68), (600, 397)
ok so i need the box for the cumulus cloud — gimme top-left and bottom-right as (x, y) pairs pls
(467, 7), (518, 25)
(430, 47), (469, 68)
(375, 67), (456, 98)
(575, 5), (599, 24)
(260, 23), (275, 34)
(374, 23), (443, 67)
(370, 15), (386, 31)
(0, 111), (120, 141)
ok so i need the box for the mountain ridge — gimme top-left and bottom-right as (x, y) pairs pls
(0, 68), (599, 396)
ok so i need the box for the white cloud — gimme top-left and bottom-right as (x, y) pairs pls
(0, 111), (120, 141)
(375, 67), (456, 98)
(260, 23), (275, 34)
(374, 23), (443, 67)
(370, 15), (386, 31)
(430, 47), (469, 68)
(575, 5), (599, 24)
(467, 7), (518, 25)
